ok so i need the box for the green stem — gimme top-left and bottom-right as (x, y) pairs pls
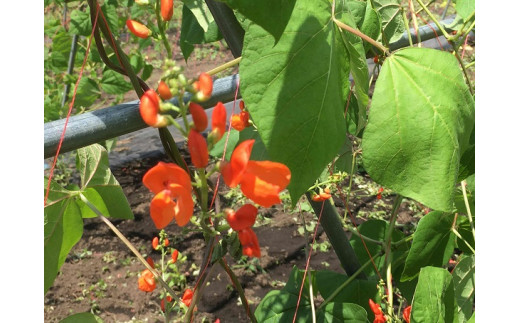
(452, 227), (475, 254)
(206, 57), (242, 76)
(197, 168), (209, 213)
(346, 226), (384, 245)
(415, 0), (452, 40)
(78, 193), (180, 302)
(453, 49), (475, 96)
(318, 256), (376, 309)
(306, 192), (366, 278)
(460, 180), (475, 240)
(344, 149), (360, 220)
(333, 18), (390, 56)
(408, 0), (421, 47)
(402, 9), (414, 47)
(154, 1), (173, 60)
(383, 195), (403, 270)
(415, 0), (436, 14)
(218, 259), (258, 323)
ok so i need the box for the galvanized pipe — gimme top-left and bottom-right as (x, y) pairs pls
(44, 17), (461, 159)
(44, 74), (240, 158)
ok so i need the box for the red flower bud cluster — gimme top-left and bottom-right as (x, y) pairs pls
(311, 188), (331, 202)
(369, 299), (386, 323)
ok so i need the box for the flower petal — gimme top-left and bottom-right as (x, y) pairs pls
(188, 129), (209, 168)
(226, 204), (258, 231)
(239, 160), (291, 207)
(221, 140), (254, 188)
(143, 162), (192, 194)
(150, 190), (176, 229)
(238, 228), (261, 258)
(168, 184), (194, 227)
(138, 269), (156, 292)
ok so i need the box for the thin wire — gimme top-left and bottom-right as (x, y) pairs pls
(44, 6), (100, 206)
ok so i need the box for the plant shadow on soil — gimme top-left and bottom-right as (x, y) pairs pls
(44, 145), (422, 323)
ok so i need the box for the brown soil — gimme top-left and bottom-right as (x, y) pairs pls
(43, 143), (421, 323)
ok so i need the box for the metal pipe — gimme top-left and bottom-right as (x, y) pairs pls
(44, 74), (240, 158)
(60, 34), (79, 108)
(44, 17), (462, 159)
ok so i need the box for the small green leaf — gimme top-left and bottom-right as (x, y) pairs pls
(316, 271), (379, 321)
(183, 0), (214, 32)
(411, 267), (458, 322)
(44, 179), (83, 294)
(456, 0), (475, 22)
(60, 312), (104, 323)
(452, 255), (475, 322)
(141, 62), (153, 81)
(49, 31), (72, 72)
(68, 9), (92, 36)
(130, 54), (144, 74)
(74, 77), (100, 108)
(76, 144), (134, 219)
(209, 129), (240, 160)
(372, 0), (406, 44)
(180, 4), (222, 60)
(333, 136), (354, 174)
(401, 211), (456, 281)
(100, 70), (133, 95)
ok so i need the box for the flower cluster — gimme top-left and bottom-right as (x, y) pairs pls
(311, 187), (331, 202)
(226, 204), (261, 257)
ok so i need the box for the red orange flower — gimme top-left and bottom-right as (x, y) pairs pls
(143, 162), (194, 228)
(193, 72), (213, 101)
(231, 111), (250, 131)
(126, 19), (152, 38)
(158, 80), (172, 100)
(182, 288), (194, 307)
(139, 89), (167, 128)
(369, 299), (386, 323)
(188, 129), (209, 168)
(152, 236), (159, 250)
(209, 102), (227, 144)
(189, 102), (208, 132)
(138, 269), (156, 292)
(161, 295), (173, 312)
(377, 187), (384, 200)
(226, 204), (258, 231)
(238, 227), (261, 258)
(171, 249), (179, 263)
(403, 305), (411, 323)
(160, 0), (174, 21)
(220, 140), (291, 207)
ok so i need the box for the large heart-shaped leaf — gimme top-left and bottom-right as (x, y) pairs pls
(362, 48), (475, 211)
(218, 0), (296, 41)
(401, 211), (455, 281)
(240, 0), (350, 203)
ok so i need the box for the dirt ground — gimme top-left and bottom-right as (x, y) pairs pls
(43, 142), (423, 323)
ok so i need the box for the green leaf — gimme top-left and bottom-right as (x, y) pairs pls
(467, 312), (475, 323)
(218, 0), (297, 41)
(239, 126), (270, 161)
(49, 31), (72, 72)
(456, 0), (475, 22)
(183, 0), (214, 32)
(76, 144), (134, 219)
(240, 0), (350, 204)
(336, 9), (369, 134)
(401, 211), (456, 281)
(316, 271), (379, 321)
(68, 9), (92, 36)
(318, 303), (367, 322)
(362, 48), (475, 212)
(60, 312), (104, 323)
(372, 0), (406, 44)
(180, 4), (222, 60)
(141, 62), (154, 81)
(100, 3), (119, 35)
(350, 219), (408, 278)
(209, 129), (240, 160)
(452, 255), (475, 322)
(74, 77), (100, 108)
(332, 136), (354, 174)
(411, 267), (458, 323)
(44, 179), (83, 294)
(100, 70), (133, 95)
(130, 54), (144, 74)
